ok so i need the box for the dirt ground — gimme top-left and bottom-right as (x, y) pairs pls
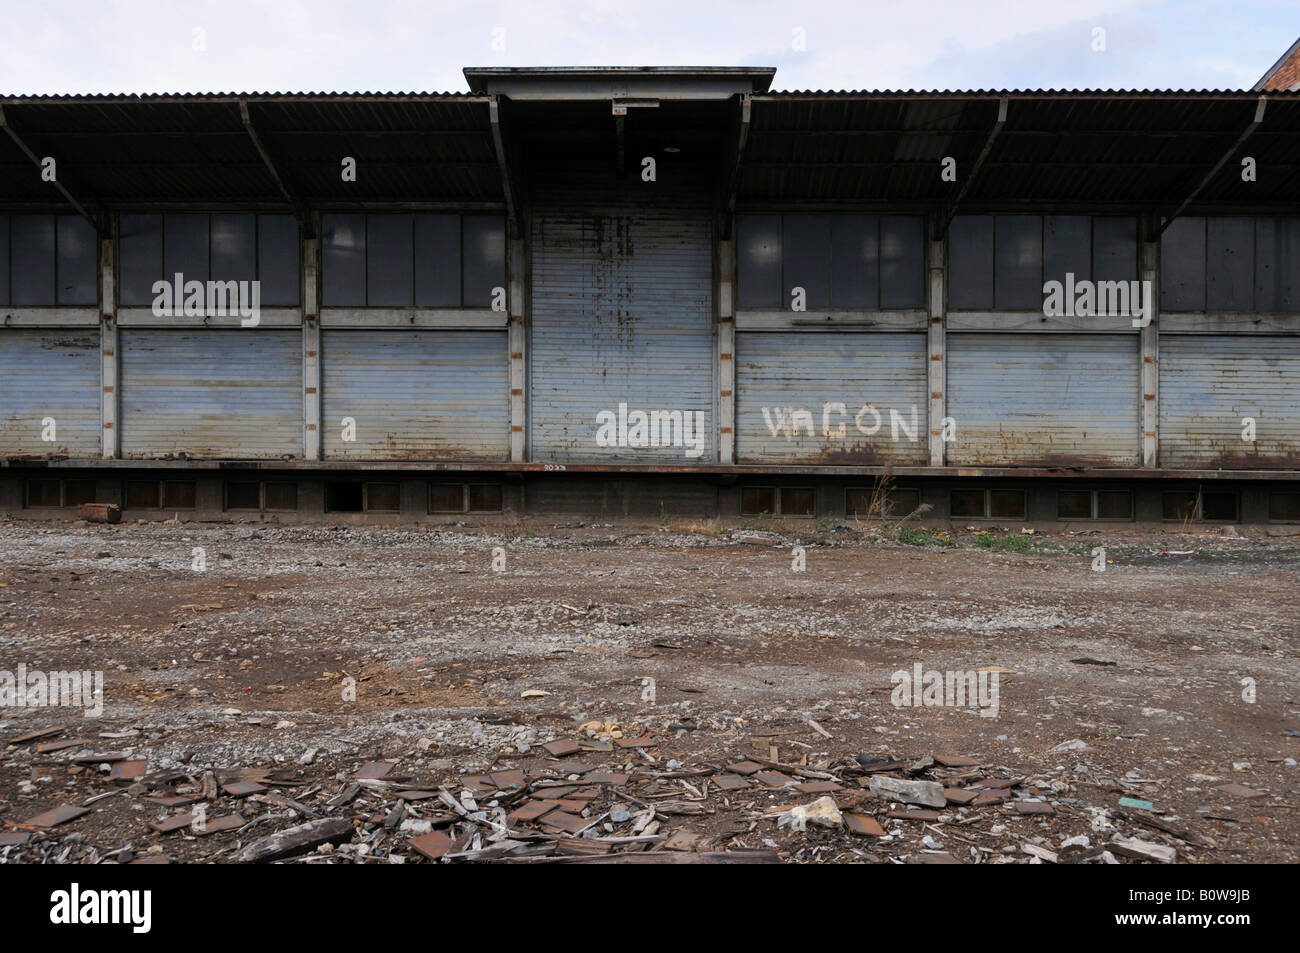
(1, 513), (1297, 864)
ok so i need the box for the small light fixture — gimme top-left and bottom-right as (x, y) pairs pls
(663, 146), (681, 153)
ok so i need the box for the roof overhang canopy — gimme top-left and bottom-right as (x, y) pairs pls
(463, 66), (775, 101)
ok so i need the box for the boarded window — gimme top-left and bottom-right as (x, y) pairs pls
(737, 215), (781, 308)
(462, 216), (505, 307)
(741, 485), (776, 516)
(1044, 215), (1091, 287)
(1201, 491), (1237, 522)
(994, 215), (1042, 309)
(781, 487), (816, 516)
(226, 482), (261, 510)
(26, 479), (62, 507)
(950, 488), (984, 518)
(1057, 490), (1091, 519)
(783, 215), (830, 310)
(322, 214), (367, 306)
(949, 216), (994, 309)
(430, 484), (464, 513)
(326, 482), (363, 512)
(1256, 217), (1299, 311)
(1097, 491), (1132, 520)
(125, 480), (161, 508)
(366, 214), (414, 307)
(988, 489), (1026, 519)
(831, 215), (878, 308)
(1161, 216), (1205, 311)
(1092, 217), (1137, 283)
(1269, 492), (1300, 522)
(264, 482), (298, 510)
(211, 214), (256, 284)
(884, 488), (921, 517)
(163, 481), (196, 509)
(64, 480), (97, 506)
(365, 483), (401, 512)
(1162, 491), (1197, 522)
(846, 487), (873, 518)
(164, 214), (209, 285)
(468, 484), (503, 512)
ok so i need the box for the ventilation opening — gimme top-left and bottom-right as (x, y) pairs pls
(327, 482), (364, 513)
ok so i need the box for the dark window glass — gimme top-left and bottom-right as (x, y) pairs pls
(994, 215), (1042, 309)
(414, 214), (461, 307)
(365, 483), (401, 512)
(1044, 215), (1091, 287)
(1093, 217), (1137, 283)
(468, 484), (503, 512)
(125, 480), (160, 508)
(1207, 217), (1253, 311)
(846, 487), (872, 518)
(783, 215), (830, 310)
(462, 216), (505, 307)
(327, 482), (364, 512)
(264, 482), (298, 510)
(884, 488), (921, 518)
(11, 214), (55, 305)
(366, 214), (413, 307)
(64, 480), (97, 506)
(162, 481), (196, 509)
(57, 216), (97, 305)
(164, 213), (209, 284)
(781, 486), (816, 516)
(258, 215), (299, 306)
(738, 214), (781, 308)
(949, 216), (993, 309)
(831, 215), (878, 309)
(0, 213), (8, 304)
(1162, 491), (1196, 522)
(1058, 490), (1091, 519)
(1097, 491), (1133, 520)
(1161, 216), (1205, 311)
(226, 482), (261, 510)
(26, 479), (62, 507)
(950, 488), (985, 518)
(119, 213), (162, 306)
(741, 485), (776, 516)
(1201, 491), (1237, 522)
(988, 489), (1026, 519)
(322, 214), (366, 306)
(430, 484), (464, 513)
(210, 214), (255, 283)
(1255, 217), (1298, 312)
(1268, 492), (1300, 522)
(880, 215), (924, 308)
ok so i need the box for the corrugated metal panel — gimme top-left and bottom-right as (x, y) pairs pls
(735, 331), (927, 464)
(120, 329), (302, 458)
(320, 329), (508, 461)
(947, 333), (1139, 466)
(0, 328), (100, 457)
(530, 200), (715, 463)
(1160, 335), (1300, 468)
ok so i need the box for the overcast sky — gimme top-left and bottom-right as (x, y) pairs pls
(0, 0), (1295, 95)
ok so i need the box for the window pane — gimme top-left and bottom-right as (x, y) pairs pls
(57, 216), (97, 305)
(994, 215), (1042, 309)
(1255, 217), (1298, 311)
(950, 488), (984, 518)
(1097, 490), (1132, 520)
(830, 215), (878, 309)
(880, 215), (924, 308)
(948, 216), (993, 309)
(226, 482), (261, 510)
(1161, 216), (1205, 311)
(366, 214), (413, 307)
(264, 482), (298, 510)
(846, 487), (872, 517)
(211, 214), (255, 283)
(1162, 491), (1196, 521)
(1044, 215), (1091, 288)
(468, 484), (503, 512)
(462, 216), (505, 307)
(430, 484), (464, 512)
(11, 214), (55, 305)
(365, 483), (400, 512)
(322, 213), (366, 306)
(1093, 217), (1137, 283)
(119, 213), (162, 306)
(163, 481), (196, 509)
(781, 486), (815, 516)
(988, 489), (1025, 519)
(64, 480), (97, 506)
(1269, 492), (1300, 521)
(741, 486), (776, 516)
(27, 479), (62, 507)
(0, 213), (8, 304)
(414, 214), (460, 307)
(737, 214), (781, 308)
(1058, 490), (1091, 519)
(258, 215), (299, 306)
(164, 213), (209, 284)
(1201, 491), (1237, 522)
(1206, 217), (1253, 311)
(125, 480), (160, 508)
(783, 215), (830, 310)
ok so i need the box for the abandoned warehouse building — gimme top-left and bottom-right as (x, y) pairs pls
(3, 63), (1300, 527)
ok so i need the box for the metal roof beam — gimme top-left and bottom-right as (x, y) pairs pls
(935, 96), (1007, 236)
(722, 94), (752, 238)
(1154, 96), (1267, 240)
(488, 97), (523, 240)
(0, 104), (100, 232)
(239, 99), (311, 236)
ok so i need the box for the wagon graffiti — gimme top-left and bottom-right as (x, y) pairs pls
(761, 403), (921, 442)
